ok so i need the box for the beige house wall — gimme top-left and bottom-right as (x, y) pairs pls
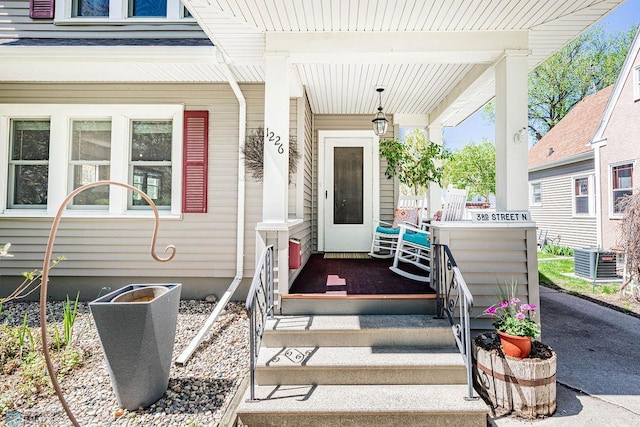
(598, 48), (640, 250)
(0, 82), (302, 300)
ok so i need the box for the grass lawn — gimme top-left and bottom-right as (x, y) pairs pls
(537, 253), (640, 316)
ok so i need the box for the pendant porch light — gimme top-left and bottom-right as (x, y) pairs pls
(371, 87), (389, 136)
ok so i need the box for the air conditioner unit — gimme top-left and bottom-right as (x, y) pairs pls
(574, 248), (618, 280)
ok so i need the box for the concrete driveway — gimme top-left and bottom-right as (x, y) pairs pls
(491, 286), (640, 426)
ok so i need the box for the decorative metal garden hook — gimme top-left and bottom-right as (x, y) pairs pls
(38, 181), (176, 426)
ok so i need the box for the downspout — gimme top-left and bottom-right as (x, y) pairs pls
(176, 49), (246, 365)
(593, 140), (604, 248)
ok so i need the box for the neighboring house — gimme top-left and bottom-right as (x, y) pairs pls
(591, 28), (640, 251)
(528, 85), (613, 249)
(528, 27), (640, 252)
(0, 0), (625, 310)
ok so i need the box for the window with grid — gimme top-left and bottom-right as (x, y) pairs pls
(531, 183), (541, 205)
(612, 163), (633, 214)
(130, 120), (173, 209)
(8, 120), (50, 208)
(574, 177), (590, 215)
(63, 0), (191, 19)
(69, 120), (112, 208)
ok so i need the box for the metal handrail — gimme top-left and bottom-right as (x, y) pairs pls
(433, 243), (477, 400)
(245, 245), (275, 401)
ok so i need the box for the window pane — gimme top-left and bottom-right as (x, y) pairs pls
(129, 0), (167, 17)
(72, 120), (111, 160)
(74, 0), (109, 17)
(613, 164), (633, 189)
(12, 165), (48, 206)
(532, 184), (541, 203)
(613, 189), (633, 214)
(132, 166), (172, 206)
(72, 165), (111, 206)
(575, 197), (589, 214)
(575, 178), (588, 196)
(333, 147), (363, 224)
(11, 120), (50, 161)
(131, 121), (172, 161)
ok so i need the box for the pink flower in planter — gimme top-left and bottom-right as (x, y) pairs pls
(515, 312), (526, 320)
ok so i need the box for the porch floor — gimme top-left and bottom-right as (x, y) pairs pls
(289, 253), (435, 295)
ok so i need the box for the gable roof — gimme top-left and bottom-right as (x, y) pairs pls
(528, 85), (614, 171)
(591, 27), (640, 143)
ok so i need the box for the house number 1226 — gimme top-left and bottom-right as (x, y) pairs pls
(266, 128), (284, 154)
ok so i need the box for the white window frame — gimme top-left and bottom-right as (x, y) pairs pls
(0, 104), (183, 218)
(530, 182), (542, 206)
(55, 0), (194, 23)
(634, 65), (640, 102)
(609, 161), (635, 219)
(571, 174), (595, 217)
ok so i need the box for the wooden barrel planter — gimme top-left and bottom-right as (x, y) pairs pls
(472, 334), (557, 418)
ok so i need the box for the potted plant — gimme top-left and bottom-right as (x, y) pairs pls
(379, 128), (449, 195)
(473, 285), (556, 418)
(482, 288), (540, 358)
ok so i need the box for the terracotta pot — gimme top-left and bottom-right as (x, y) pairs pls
(497, 330), (532, 358)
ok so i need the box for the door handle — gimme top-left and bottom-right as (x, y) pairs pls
(325, 190), (328, 199)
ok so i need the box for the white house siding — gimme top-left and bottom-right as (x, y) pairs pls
(598, 45), (640, 251)
(529, 159), (597, 249)
(430, 223), (539, 331)
(312, 114), (396, 251)
(1, 0), (208, 39)
(0, 82), (308, 300)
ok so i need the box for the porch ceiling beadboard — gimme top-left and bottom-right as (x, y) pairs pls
(183, 0), (625, 125)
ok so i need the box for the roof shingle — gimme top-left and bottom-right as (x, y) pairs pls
(528, 85), (614, 169)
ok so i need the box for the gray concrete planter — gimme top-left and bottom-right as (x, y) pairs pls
(89, 283), (182, 410)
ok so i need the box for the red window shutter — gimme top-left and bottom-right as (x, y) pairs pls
(182, 111), (209, 213)
(30, 0), (55, 19)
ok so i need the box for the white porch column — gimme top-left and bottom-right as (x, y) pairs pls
(262, 52), (290, 223)
(427, 125), (443, 216)
(494, 53), (528, 211)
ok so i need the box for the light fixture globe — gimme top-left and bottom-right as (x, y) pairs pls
(372, 87), (388, 136)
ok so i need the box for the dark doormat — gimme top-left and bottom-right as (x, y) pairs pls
(290, 253), (434, 295)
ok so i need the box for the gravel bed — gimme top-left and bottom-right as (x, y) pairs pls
(1, 299), (249, 426)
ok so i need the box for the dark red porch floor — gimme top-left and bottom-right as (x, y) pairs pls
(289, 253), (435, 295)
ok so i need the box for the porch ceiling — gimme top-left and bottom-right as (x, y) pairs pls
(184, 0), (625, 126)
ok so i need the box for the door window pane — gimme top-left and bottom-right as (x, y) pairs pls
(70, 120), (111, 207)
(9, 120), (50, 207)
(333, 147), (363, 224)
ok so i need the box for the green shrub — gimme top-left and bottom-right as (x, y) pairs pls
(543, 244), (574, 257)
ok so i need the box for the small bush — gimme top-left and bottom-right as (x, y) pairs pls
(543, 244), (574, 257)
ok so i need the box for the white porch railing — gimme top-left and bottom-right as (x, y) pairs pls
(245, 245), (275, 402)
(433, 244), (478, 401)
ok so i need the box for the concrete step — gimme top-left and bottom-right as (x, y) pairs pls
(281, 294), (437, 315)
(255, 345), (467, 385)
(263, 314), (454, 348)
(236, 384), (488, 427)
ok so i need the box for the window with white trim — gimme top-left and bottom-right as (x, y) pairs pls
(573, 175), (594, 216)
(69, 120), (111, 209)
(611, 162), (633, 216)
(635, 65), (640, 101)
(8, 120), (50, 208)
(55, 0), (192, 21)
(530, 182), (541, 205)
(0, 104), (185, 217)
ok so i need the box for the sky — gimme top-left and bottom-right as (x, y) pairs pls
(441, 0), (640, 151)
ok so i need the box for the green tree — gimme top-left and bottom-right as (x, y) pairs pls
(483, 25), (637, 142)
(442, 140), (495, 202)
(379, 128), (449, 196)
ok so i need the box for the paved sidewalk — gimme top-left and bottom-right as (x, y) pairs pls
(491, 286), (640, 426)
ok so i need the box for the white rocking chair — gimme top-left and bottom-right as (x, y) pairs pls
(388, 186), (468, 283)
(389, 223), (431, 283)
(369, 194), (428, 259)
(441, 186), (468, 221)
